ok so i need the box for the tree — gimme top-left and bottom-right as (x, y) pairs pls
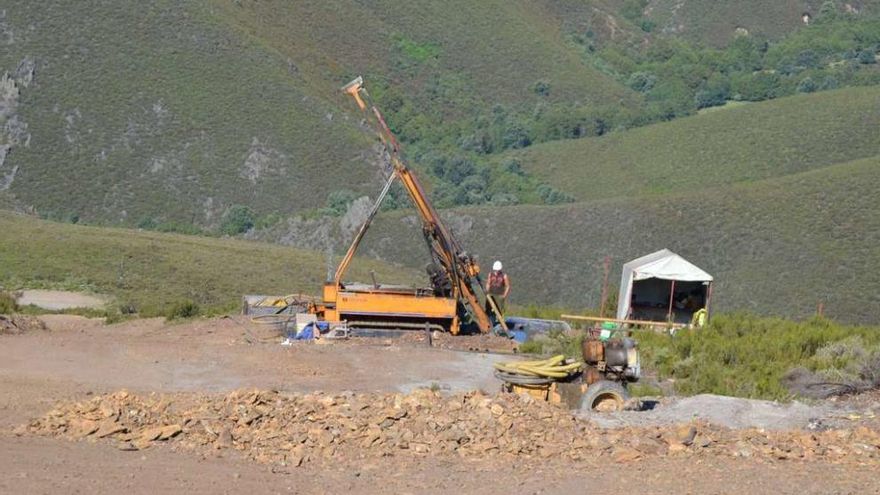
(627, 72), (657, 93)
(220, 205), (255, 235)
(797, 77), (817, 93)
(857, 50), (877, 64)
(796, 50), (820, 69)
(620, 0), (648, 22)
(695, 88), (727, 108)
(819, 1), (839, 19)
(502, 122), (531, 149)
(531, 80), (551, 96)
(324, 190), (358, 217)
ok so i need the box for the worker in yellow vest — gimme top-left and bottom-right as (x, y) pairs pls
(691, 308), (708, 328)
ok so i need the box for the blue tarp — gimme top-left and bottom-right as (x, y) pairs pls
(294, 321), (329, 340)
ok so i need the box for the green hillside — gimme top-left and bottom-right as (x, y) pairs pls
(645, 0), (880, 46)
(214, 0), (635, 107)
(0, 211), (421, 315)
(0, 0), (637, 226)
(505, 87), (880, 201)
(362, 154), (880, 324)
(0, 0), (375, 225)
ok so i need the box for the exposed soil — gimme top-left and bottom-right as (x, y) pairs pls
(1, 315), (879, 494)
(588, 394), (841, 430)
(16, 289), (108, 310)
(0, 314), (46, 335)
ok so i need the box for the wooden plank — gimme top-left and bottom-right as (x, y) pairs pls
(560, 314), (686, 329)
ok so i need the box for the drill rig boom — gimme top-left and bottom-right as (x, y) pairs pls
(313, 76), (501, 334)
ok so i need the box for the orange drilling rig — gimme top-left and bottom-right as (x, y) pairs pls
(308, 77), (505, 335)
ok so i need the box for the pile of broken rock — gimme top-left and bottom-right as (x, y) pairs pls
(22, 389), (880, 467)
(0, 314), (45, 335)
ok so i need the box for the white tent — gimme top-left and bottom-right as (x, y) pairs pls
(616, 249), (713, 321)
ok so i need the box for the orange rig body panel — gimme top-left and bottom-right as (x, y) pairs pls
(316, 283), (460, 334)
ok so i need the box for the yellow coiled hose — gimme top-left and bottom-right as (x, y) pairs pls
(494, 354), (583, 383)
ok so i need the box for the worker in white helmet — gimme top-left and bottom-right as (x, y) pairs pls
(485, 260), (511, 322)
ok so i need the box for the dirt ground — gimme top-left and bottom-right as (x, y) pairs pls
(1, 315), (879, 494)
(15, 289), (108, 310)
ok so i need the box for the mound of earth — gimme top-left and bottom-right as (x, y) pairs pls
(22, 389), (880, 467)
(0, 315), (46, 335)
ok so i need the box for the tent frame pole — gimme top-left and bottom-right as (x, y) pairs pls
(705, 282), (714, 323)
(667, 279), (676, 322)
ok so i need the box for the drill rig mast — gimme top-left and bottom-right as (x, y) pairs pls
(311, 76), (504, 335)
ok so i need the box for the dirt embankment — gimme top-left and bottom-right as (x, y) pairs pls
(0, 314), (45, 335)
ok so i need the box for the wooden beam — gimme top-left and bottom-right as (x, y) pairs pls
(560, 314), (686, 329)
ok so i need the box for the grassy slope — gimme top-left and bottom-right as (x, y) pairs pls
(0, 212), (421, 315)
(212, 0), (636, 107)
(646, 0), (880, 46)
(1, 0), (373, 225)
(505, 87), (880, 201)
(0, 0), (636, 225)
(365, 154), (880, 324)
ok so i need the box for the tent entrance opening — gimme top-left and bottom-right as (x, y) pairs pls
(629, 278), (707, 324)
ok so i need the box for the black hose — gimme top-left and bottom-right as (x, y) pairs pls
(493, 370), (555, 386)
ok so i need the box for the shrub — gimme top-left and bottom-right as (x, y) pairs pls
(501, 159), (524, 176)
(860, 354), (880, 388)
(531, 80), (551, 96)
(490, 192), (520, 206)
(502, 123), (531, 149)
(137, 217), (158, 230)
(626, 72), (657, 93)
(537, 184), (574, 205)
(857, 50), (877, 64)
(220, 205), (256, 235)
(695, 88), (727, 109)
(165, 300), (200, 320)
(634, 313), (880, 400)
(797, 77), (817, 93)
(620, 0), (648, 21)
(0, 291), (19, 314)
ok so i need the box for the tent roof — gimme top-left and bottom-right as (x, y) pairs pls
(626, 249), (713, 282)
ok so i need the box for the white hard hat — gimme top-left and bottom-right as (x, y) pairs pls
(492, 261), (502, 271)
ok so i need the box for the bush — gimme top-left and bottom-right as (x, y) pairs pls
(812, 336), (869, 380)
(490, 192), (520, 206)
(531, 80), (551, 96)
(620, 0), (648, 21)
(626, 72), (657, 93)
(165, 300), (200, 320)
(0, 291), (19, 314)
(797, 77), (817, 93)
(501, 159), (525, 176)
(695, 88), (727, 109)
(137, 217), (158, 230)
(857, 50), (877, 64)
(220, 205), (256, 235)
(537, 184), (574, 205)
(634, 313), (880, 400)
